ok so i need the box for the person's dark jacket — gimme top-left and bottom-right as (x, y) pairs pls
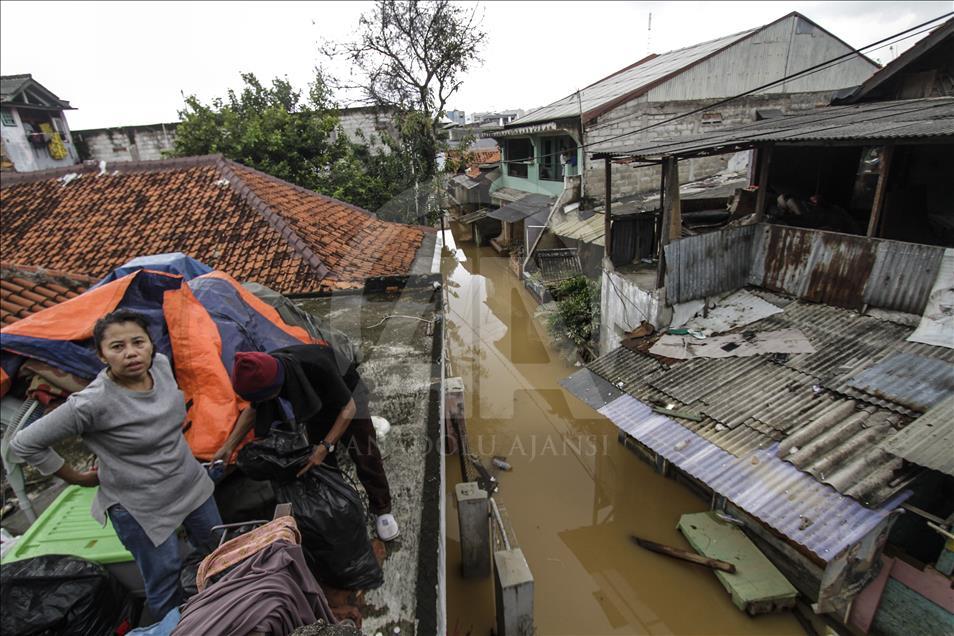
(253, 345), (369, 442)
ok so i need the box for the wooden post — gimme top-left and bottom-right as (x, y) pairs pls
(656, 157), (681, 289)
(656, 160), (667, 288)
(867, 145), (895, 237)
(666, 157), (682, 242)
(604, 157), (613, 263)
(754, 145), (773, 222)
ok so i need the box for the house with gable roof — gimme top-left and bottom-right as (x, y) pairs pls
(485, 12), (879, 266)
(1, 74), (80, 173)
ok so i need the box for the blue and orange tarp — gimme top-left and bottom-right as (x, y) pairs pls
(0, 255), (313, 460)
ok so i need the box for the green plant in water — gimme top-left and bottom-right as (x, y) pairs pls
(546, 275), (600, 360)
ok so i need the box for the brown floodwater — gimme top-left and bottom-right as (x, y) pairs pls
(442, 236), (804, 636)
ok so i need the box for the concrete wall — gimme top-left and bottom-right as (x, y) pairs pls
(599, 269), (667, 354)
(336, 107), (400, 153)
(584, 91), (833, 200)
(72, 124), (177, 162)
(1, 106), (79, 172)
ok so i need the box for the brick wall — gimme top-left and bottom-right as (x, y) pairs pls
(583, 92), (832, 203)
(74, 125), (177, 162)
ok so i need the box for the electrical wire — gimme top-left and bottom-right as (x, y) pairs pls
(489, 13), (952, 166)
(584, 19), (947, 137)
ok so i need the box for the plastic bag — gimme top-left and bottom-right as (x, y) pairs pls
(274, 466), (383, 590)
(1, 554), (131, 635)
(236, 421), (312, 482)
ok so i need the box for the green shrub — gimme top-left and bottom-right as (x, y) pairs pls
(546, 275), (600, 359)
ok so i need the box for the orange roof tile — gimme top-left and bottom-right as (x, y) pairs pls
(1, 262), (96, 325)
(0, 155), (434, 294)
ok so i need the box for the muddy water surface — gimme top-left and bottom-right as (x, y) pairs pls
(443, 237), (803, 636)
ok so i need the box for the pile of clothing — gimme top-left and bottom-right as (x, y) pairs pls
(140, 516), (338, 636)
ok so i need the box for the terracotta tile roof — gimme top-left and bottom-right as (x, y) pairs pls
(0, 155), (433, 294)
(1, 262), (96, 326)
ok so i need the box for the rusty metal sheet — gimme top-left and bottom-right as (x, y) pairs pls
(749, 224), (814, 298)
(752, 226), (877, 310)
(863, 241), (944, 315)
(664, 225), (757, 304)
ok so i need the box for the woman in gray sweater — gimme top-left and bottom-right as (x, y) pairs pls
(11, 308), (222, 620)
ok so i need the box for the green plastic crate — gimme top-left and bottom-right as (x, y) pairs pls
(1, 485), (133, 566)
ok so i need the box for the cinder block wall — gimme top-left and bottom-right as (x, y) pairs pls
(75, 125), (177, 162)
(583, 92), (831, 202)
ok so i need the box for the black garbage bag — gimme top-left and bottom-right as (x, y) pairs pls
(236, 422), (312, 482)
(1, 554), (132, 636)
(214, 471), (277, 524)
(274, 465), (384, 590)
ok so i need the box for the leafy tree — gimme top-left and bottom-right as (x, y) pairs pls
(173, 71), (412, 212)
(326, 0), (487, 180)
(546, 276), (601, 361)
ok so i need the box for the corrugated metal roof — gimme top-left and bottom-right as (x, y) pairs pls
(458, 209), (490, 224)
(881, 394), (954, 476)
(598, 395), (909, 562)
(487, 122), (559, 137)
(550, 210), (606, 246)
(450, 174), (482, 190)
(561, 368), (624, 411)
(752, 300), (954, 414)
(595, 97), (954, 160)
(587, 345), (665, 394)
(778, 404), (914, 506)
(491, 187), (531, 203)
(588, 347), (774, 456)
(509, 29), (755, 126)
(535, 249), (582, 284)
(486, 193), (554, 223)
(575, 297), (954, 507)
(847, 352), (954, 413)
(698, 361), (836, 433)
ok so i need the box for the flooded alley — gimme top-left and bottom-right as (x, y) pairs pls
(442, 235), (803, 636)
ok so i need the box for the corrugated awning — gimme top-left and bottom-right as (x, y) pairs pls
(486, 122), (558, 138)
(592, 97), (954, 161)
(458, 208), (491, 224)
(486, 193), (554, 223)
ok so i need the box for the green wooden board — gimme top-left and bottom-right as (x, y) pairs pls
(678, 511), (798, 615)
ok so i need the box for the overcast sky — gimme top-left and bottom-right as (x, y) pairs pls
(1, 1), (951, 130)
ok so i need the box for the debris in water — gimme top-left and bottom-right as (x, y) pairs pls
(492, 456), (512, 471)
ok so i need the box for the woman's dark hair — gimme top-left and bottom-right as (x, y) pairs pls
(92, 309), (154, 354)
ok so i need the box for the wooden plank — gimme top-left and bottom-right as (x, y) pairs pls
(866, 145), (894, 237)
(630, 535), (736, 573)
(754, 145), (773, 222)
(604, 159), (613, 262)
(678, 511), (798, 615)
(655, 160), (668, 287)
(872, 577), (954, 636)
(666, 158), (682, 241)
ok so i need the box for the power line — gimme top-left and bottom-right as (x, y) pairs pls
(489, 13), (951, 167)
